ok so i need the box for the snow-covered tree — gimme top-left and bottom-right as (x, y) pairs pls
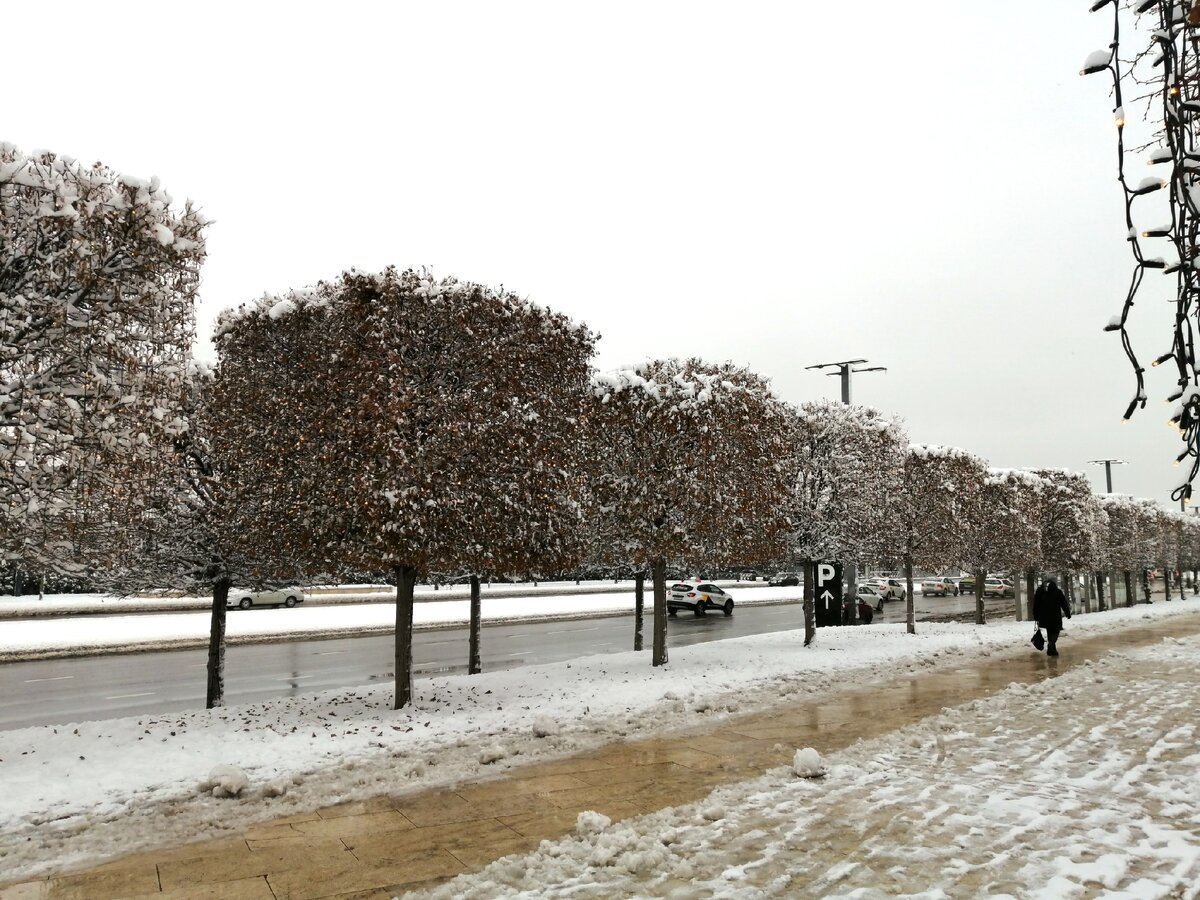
(1032, 469), (1105, 608)
(119, 363), (315, 707)
(588, 359), (795, 666)
(214, 268), (596, 708)
(1098, 494), (1147, 608)
(898, 445), (987, 633)
(784, 400), (906, 644)
(1156, 508), (1184, 601)
(961, 469), (1044, 623)
(1179, 514), (1200, 595)
(0, 144), (206, 581)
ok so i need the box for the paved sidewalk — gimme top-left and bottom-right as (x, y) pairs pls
(4, 614), (1199, 899)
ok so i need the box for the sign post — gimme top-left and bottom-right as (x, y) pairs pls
(814, 561), (843, 628)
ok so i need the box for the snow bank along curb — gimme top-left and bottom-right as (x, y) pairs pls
(0, 590), (801, 663)
(0, 580), (771, 619)
(1, 600), (1196, 883)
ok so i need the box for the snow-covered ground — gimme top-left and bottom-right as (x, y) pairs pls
(1, 600), (1196, 884)
(0, 586), (799, 661)
(417, 632), (1200, 899)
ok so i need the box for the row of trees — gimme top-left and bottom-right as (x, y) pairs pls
(4, 143), (1197, 713)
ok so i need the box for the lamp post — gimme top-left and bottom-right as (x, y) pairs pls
(1088, 458), (1126, 494)
(1088, 458), (1126, 609)
(805, 359), (888, 405)
(805, 358), (887, 625)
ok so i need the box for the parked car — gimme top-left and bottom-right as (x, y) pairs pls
(667, 581), (735, 617)
(768, 572), (801, 587)
(921, 577), (959, 597)
(873, 578), (907, 601)
(856, 583), (885, 611)
(227, 588), (306, 610)
(958, 575), (976, 595)
(983, 578), (1014, 598)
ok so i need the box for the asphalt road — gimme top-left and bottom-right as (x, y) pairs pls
(0, 592), (1012, 732)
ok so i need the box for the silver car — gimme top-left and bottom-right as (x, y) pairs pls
(227, 588), (306, 610)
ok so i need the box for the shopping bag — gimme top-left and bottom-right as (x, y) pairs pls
(1031, 629), (1045, 651)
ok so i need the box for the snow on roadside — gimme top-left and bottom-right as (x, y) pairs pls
(0, 587), (800, 661)
(414, 632), (1200, 898)
(0, 580), (775, 619)
(0, 601), (1196, 882)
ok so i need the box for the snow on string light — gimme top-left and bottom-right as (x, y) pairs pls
(1085, 0), (1200, 504)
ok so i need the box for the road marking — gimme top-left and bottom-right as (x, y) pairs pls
(544, 627), (600, 634)
(23, 675), (74, 684)
(316, 650), (345, 655)
(282, 674), (315, 680)
(105, 691), (156, 700)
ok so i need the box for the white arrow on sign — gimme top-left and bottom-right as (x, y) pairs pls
(818, 589), (834, 601)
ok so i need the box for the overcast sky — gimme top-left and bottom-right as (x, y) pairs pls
(7, 1), (1190, 507)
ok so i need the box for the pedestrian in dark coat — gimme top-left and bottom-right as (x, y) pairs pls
(1033, 578), (1071, 656)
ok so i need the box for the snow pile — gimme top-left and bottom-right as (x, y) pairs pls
(198, 764), (248, 798)
(575, 811), (611, 836)
(791, 747), (825, 778)
(413, 634), (1200, 898)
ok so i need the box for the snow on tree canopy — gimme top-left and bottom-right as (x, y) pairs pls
(785, 400), (906, 565)
(897, 443), (987, 572)
(585, 358), (794, 572)
(211, 266), (596, 580)
(1031, 469), (1104, 573)
(590, 364), (745, 414)
(0, 143), (206, 576)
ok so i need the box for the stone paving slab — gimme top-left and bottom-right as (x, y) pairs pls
(4, 614), (1199, 899)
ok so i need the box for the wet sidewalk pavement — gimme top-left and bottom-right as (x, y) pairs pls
(5, 613), (1200, 900)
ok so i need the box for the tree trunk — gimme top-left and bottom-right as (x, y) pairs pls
(904, 553), (916, 635)
(394, 564), (417, 709)
(974, 568), (985, 625)
(1124, 570), (1134, 608)
(634, 571), (645, 651)
(1141, 568), (1152, 603)
(802, 557), (815, 646)
(468, 575), (481, 675)
(1014, 573), (1023, 622)
(1095, 572), (1106, 611)
(652, 557), (668, 666)
(1060, 572), (1071, 616)
(1025, 568), (1036, 620)
(205, 576), (231, 709)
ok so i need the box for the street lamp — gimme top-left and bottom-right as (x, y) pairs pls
(1087, 458), (1127, 494)
(805, 358), (888, 405)
(804, 358), (887, 626)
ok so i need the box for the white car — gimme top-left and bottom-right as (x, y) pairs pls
(856, 583), (884, 611)
(873, 578), (907, 601)
(921, 577), (958, 597)
(667, 581), (735, 617)
(227, 588), (305, 610)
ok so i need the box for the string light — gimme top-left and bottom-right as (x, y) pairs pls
(1086, 0), (1200, 503)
